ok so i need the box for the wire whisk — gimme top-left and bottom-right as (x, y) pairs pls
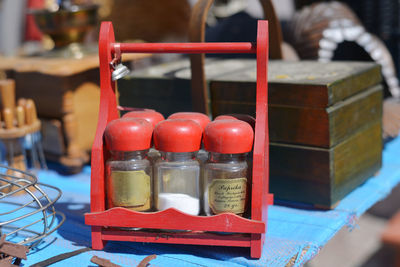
(0, 164), (64, 248)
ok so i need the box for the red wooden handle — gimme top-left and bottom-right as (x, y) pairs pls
(113, 42), (256, 54)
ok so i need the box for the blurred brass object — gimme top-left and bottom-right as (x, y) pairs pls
(103, 0), (190, 42)
(93, 0), (112, 18)
(41, 34), (55, 51)
(30, 5), (98, 48)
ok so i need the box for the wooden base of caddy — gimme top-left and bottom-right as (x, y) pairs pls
(84, 20), (273, 258)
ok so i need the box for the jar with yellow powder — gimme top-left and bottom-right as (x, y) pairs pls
(104, 118), (154, 212)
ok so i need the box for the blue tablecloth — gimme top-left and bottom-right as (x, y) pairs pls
(19, 137), (400, 266)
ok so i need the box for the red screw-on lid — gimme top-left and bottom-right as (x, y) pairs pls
(104, 118), (153, 151)
(154, 119), (202, 152)
(122, 110), (165, 127)
(204, 120), (254, 153)
(214, 115), (238, 121)
(227, 114), (256, 130)
(168, 112), (210, 132)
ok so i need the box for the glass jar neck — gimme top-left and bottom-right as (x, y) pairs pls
(209, 152), (247, 163)
(161, 152), (196, 161)
(110, 150), (148, 160)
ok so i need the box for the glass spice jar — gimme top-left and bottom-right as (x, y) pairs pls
(214, 114), (255, 181)
(203, 119), (254, 216)
(104, 118), (154, 212)
(122, 109), (165, 162)
(153, 119), (202, 216)
(168, 112), (210, 162)
(168, 112), (210, 215)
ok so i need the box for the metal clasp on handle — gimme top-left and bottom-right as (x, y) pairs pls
(110, 43), (130, 81)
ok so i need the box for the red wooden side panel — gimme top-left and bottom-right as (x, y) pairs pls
(85, 207), (265, 233)
(250, 20), (269, 258)
(259, 20), (271, 240)
(90, 22), (120, 249)
(91, 22), (119, 214)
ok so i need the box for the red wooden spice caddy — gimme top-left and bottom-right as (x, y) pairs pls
(84, 20), (273, 258)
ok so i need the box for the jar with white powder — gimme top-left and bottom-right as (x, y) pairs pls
(153, 119), (202, 216)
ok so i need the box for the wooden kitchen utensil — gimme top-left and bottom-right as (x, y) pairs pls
(0, 80), (45, 174)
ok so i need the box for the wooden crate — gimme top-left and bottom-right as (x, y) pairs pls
(270, 120), (382, 208)
(124, 58), (383, 208)
(203, 59), (383, 208)
(203, 60), (381, 146)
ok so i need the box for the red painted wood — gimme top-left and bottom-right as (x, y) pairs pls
(114, 42), (256, 54)
(102, 230), (252, 247)
(250, 20), (269, 259)
(85, 207), (265, 233)
(86, 20), (271, 259)
(268, 193), (274, 205)
(90, 22), (119, 215)
(91, 226), (107, 250)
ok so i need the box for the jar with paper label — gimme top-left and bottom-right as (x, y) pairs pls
(153, 119), (202, 216)
(104, 118), (153, 212)
(203, 120), (254, 216)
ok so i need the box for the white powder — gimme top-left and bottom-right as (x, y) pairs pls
(158, 193), (200, 216)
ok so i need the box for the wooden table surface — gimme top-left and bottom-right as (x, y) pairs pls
(0, 53), (150, 76)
